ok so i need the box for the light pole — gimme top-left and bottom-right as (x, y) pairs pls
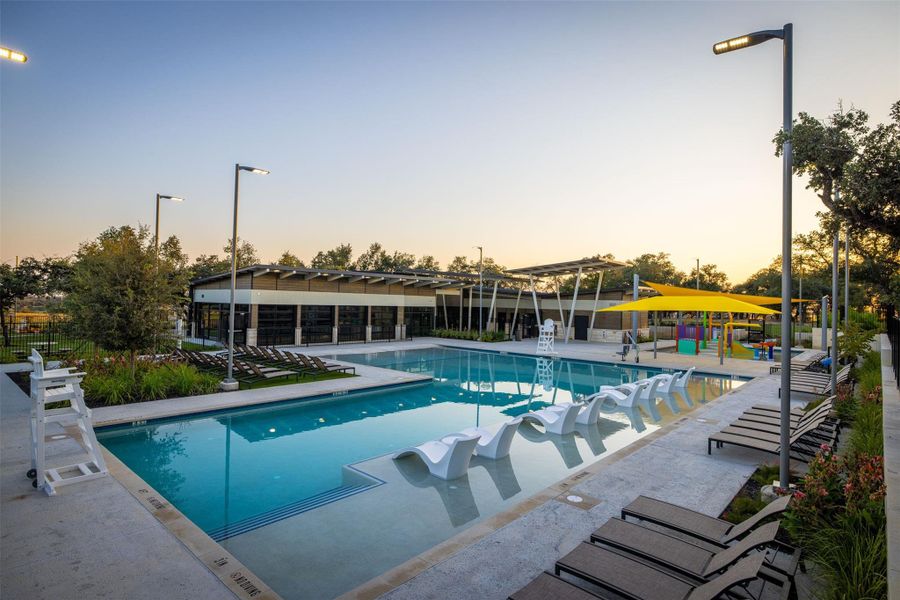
(714, 23), (793, 489)
(0, 47), (27, 63)
(155, 194), (184, 254)
(844, 225), (850, 327)
(224, 164), (269, 387)
(475, 246), (483, 338)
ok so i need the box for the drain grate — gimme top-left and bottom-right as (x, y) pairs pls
(207, 482), (380, 541)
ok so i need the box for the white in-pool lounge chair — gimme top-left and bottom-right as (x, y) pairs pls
(558, 393), (611, 426)
(608, 377), (663, 402)
(392, 433), (481, 480)
(655, 367), (696, 393)
(597, 382), (647, 408)
(521, 402), (580, 435)
(450, 418), (522, 459)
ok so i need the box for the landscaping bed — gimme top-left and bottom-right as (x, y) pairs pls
(8, 357), (353, 408)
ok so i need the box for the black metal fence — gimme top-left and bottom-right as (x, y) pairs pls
(887, 309), (899, 385)
(0, 317), (96, 362)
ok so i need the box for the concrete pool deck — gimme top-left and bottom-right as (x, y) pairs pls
(0, 344), (815, 600)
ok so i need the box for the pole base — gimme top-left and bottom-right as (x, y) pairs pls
(219, 379), (239, 392)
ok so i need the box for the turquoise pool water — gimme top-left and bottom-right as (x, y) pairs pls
(97, 347), (740, 545)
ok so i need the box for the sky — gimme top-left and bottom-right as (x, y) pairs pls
(1, 1), (898, 282)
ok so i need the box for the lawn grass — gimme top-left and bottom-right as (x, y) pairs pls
(240, 370), (354, 390)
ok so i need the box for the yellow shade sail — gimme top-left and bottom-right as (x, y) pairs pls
(644, 281), (801, 305)
(596, 295), (779, 314)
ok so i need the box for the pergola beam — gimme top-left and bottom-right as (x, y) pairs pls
(326, 274), (344, 282)
(278, 271), (296, 280)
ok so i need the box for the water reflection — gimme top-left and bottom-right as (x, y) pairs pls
(469, 456), (521, 500)
(393, 459), (480, 527)
(517, 421), (584, 468)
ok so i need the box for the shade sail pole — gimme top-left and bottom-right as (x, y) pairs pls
(588, 271), (604, 335)
(510, 288), (522, 340)
(565, 267), (582, 344)
(486, 280), (499, 332)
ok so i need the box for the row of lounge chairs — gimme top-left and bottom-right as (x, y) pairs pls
(230, 344), (356, 375)
(511, 494), (799, 600)
(521, 368), (695, 435)
(176, 349), (303, 385)
(772, 351), (851, 397)
(175, 346), (354, 387)
(393, 368), (696, 480)
(708, 395), (839, 462)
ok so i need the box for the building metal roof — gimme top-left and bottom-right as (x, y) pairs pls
(190, 264), (466, 288)
(505, 257), (629, 278)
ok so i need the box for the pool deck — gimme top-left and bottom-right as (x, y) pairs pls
(0, 342), (811, 600)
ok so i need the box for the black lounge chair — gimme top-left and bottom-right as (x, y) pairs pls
(589, 518), (799, 587)
(621, 494), (791, 546)
(728, 401), (839, 442)
(554, 546), (767, 600)
(778, 364), (850, 397)
(708, 413), (831, 462)
(307, 355), (355, 375)
(508, 572), (602, 600)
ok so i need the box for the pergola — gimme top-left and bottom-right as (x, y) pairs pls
(395, 269), (529, 331)
(505, 257), (628, 343)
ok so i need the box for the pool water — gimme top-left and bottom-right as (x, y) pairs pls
(98, 346), (743, 599)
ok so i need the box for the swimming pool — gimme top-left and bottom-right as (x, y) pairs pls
(98, 346), (743, 599)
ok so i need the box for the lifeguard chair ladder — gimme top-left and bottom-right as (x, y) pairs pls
(536, 319), (557, 355)
(27, 350), (108, 496)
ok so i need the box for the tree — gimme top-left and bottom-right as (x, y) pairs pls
(66, 225), (180, 373)
(190, 254), (229, 280)
(275, 251), (305, 268)
(222, 238), (259, 268)
(445, 255), (505, 275)
(775, 101), (900, 305)
(598, 252), (685, 290)
(685, 263), (730, 291)
(310, 243), (354, 270)
(446, 256), (473, 273)
(0, 257), (72, 345)
(387, 251), (416, 271)
(354, 243), (388, 271)
(414, 255), (440, 271)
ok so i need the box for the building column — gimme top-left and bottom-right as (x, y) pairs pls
(246, 304), (259, 346)
(332, 305), (339, 344)
(366, 305), (372, 342)
(396, 306), (404, 340)
(294, 304), (302, 346)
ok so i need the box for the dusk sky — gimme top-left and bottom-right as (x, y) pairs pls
(1, 1), (898, 281)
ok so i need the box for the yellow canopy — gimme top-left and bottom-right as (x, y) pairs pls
(597, 295), (779, 314)
(644, 281), (801, 306)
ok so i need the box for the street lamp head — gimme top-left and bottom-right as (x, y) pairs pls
(160, 195), (184, 202)
(238, 165), (270, 175)
(712, 29), (784, 54)
(0, 47), (28, 63)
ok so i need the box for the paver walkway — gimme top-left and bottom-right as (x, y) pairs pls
(0, 372), (233, 600)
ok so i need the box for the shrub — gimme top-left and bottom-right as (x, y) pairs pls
(848, 401), (884, 458)
(430, 328), (508, 342)
(839, 322), (875, 366)
(66, 357), (220, 405)
(722, 496), (767, 524)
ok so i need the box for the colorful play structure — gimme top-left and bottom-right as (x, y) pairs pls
(597, 282), (801, 362)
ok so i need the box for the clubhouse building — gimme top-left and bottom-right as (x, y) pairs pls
(189, 259), (648, 347)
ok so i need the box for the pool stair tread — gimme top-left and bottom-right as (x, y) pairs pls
(206, 480), (381, 541)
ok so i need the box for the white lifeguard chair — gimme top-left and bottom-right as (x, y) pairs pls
(536, 319), (557, 355)
(27, 350), (108, 495)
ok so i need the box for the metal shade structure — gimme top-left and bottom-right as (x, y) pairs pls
(595, 295), (779, 315)
(643, 282), (801, 306)
(506, 258), (629, 344)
